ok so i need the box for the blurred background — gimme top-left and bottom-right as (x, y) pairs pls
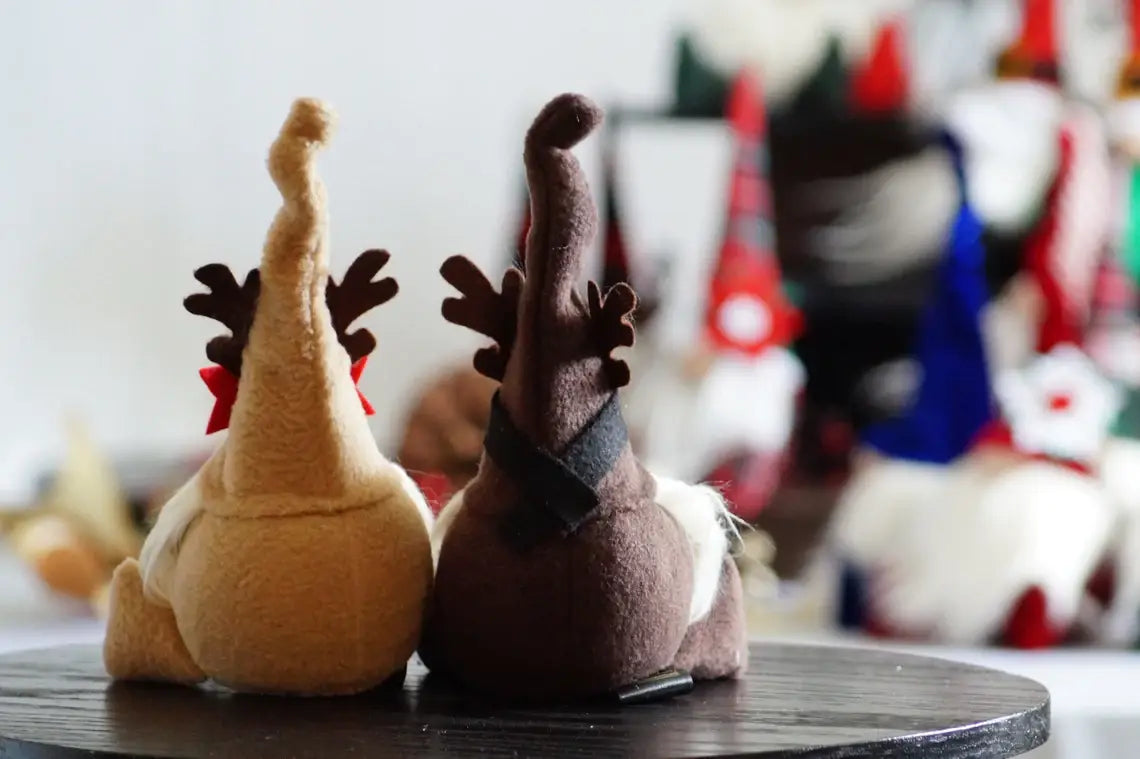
(4, 0), (1140, 756)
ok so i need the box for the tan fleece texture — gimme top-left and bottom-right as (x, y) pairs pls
(423, 93), (746, 701)
(103, 98), (433, 695)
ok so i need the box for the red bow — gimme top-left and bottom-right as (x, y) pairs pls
(199, 356), (375, 435)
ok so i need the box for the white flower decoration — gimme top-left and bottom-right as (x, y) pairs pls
(995, 344), (1123, 463)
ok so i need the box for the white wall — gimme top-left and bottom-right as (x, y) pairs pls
(0, 0), (693, 499)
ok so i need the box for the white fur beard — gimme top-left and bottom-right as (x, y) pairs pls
(430, 473), (736, 625)
(689, 348), (802, 482)
(945, 81), (1062, 234)
(829, 457), (950, 570)
(874, 460), (1113, 644)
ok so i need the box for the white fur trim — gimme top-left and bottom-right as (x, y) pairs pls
(138, 469), (205, 607)
(830, 457), (948, 568)
(876, 460), (1113, 643)
(651, 473), (734, 624)
(430, 487), (465, 568)
(389, 461), (434, 533)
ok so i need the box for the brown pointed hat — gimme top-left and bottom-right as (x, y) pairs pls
(425, 94), (747, 701)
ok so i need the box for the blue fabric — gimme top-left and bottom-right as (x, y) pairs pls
(860, 133), (994, 464)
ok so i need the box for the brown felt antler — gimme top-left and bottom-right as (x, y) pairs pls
(184, 264), (262, 376)
(586, 280), (637, 388)
(440, 256), (524, 382)
(326, 248), (399, 363)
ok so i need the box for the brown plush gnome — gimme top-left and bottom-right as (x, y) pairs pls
(102, 98), (433, 695)
(424, 93), (747, 701)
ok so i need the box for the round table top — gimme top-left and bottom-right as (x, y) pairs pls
(0, 643), (1048, 758)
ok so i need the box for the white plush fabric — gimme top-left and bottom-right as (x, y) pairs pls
(876, 459), (1113, 643)
(138, 467), (205, 607)
(829, 456), (949, 570)
(651, 473), (735, 624)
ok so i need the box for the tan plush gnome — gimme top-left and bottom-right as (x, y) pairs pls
(102, 98), (433, 695)
(424, 93), (746, 701)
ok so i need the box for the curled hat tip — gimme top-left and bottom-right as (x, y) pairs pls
(281, 97), (337, 145)
(526, 93), (603, 152)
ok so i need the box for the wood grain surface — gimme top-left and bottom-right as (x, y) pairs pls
(0, 643), (1049, 758)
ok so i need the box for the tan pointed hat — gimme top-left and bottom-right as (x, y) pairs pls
(102, 98), (433, 696)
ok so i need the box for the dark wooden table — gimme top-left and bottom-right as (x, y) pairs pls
(0, 643), (1048, 758)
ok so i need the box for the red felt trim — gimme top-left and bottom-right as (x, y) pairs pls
(1002, 585), (1065, 649)
(199, 365), (239, 435)
(851, 18), (909, 114)
(199, 355), (374, 435)
(351, 356), (375, 416)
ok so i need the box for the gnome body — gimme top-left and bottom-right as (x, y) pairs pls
(425, 94), (746, 700)
(103, 99), (433, 695)
(829, 131), (993, 626)
(870, 125), (1119, 647)
(632, 71), (803, 524)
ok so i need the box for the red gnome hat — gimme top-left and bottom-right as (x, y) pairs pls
(850, 15), (910, 114)
(704, 70), (800, 357)
(1024, 132), (1083, 353)
(995, 0), (1060, 85)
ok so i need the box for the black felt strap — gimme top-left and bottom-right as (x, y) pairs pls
(484, 390), (628, 549)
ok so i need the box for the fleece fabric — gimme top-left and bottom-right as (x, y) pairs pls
(102, 98), (433, 695)
(423, 93), (746, 701)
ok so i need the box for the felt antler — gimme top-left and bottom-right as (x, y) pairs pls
(587, 280), (637, 388)
(183, 264), (261, 376)
(440, 256), (524, 381)
(326, 248), (399, 363)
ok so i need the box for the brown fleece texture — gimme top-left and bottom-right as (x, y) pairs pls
(424, 93), (746, 700)
(102, 98), (432, 695)
(398, 366), (497, 487)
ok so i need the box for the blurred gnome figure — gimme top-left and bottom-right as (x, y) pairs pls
(872, 120), (1120, 647)
(635, 71), (803, 523)
(1094, 3), (1140, 646)
(0, 417), (144, 616)
(828, 132), (993, 632)
(675, 0), (908, 115)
